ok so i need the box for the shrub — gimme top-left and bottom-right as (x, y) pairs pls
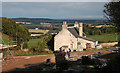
(36, 39), (47, 52)
(23, 42), (28, 49)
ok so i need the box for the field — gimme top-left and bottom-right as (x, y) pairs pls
(29, 29), (49, 36)
(28, 33), (118, 48)
(29, 29), (49, 34)
(87, 33), (118, 43)
(27, 38), (44, 48)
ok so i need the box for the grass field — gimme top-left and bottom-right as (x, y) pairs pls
(27, 38), (44, 48)
(87, 33), (118, 43)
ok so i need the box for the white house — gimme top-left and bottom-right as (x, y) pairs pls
(54, 21), (98, 51)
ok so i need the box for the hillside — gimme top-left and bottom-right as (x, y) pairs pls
(2, 17), (31, 45)
(0, 32), (13, 44)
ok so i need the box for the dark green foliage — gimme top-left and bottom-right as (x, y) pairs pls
(83, 26), (116, 35)
(104, 1), (120, 45)
(36, 38), (46, 52)
(45, 34), (55, 51)
(23, 42), (28, 49)
(34, 34), (55, 52)
(2, 17), (30, 45)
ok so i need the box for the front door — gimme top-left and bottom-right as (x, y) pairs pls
(86, 43), (91, 50)
(77, 42), (81, 48)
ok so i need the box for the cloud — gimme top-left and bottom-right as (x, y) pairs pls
(2, 2), (106, 19)
(2, 0), (110, 2)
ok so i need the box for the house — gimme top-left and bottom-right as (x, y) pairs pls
(54, 21), (98, 51)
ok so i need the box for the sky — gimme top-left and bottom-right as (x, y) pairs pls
(2, 0), (111, 2)
(2, 2), (107, 19)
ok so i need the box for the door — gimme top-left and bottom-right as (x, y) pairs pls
(77, 42), (81, 48)
(86, 43), (91, 50)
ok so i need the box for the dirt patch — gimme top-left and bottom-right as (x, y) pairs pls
(2, 50), (110, 72)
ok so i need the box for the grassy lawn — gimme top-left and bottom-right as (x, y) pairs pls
(28, 38), (44, 48)
(87, 33), (118, 43)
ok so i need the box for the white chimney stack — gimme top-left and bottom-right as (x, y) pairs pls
(62, 21), (67, 30)
(79, 22), (83, 36)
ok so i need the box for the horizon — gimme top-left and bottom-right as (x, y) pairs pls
(9, 17), (107, 20)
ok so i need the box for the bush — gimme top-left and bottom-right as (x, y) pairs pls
(36, 39), (47, 52)
(23, 42), (28, 49)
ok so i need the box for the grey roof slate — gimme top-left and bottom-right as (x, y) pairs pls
(68, 27), (97, 42)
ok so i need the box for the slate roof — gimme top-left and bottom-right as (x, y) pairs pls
(68, 27), (97, 42)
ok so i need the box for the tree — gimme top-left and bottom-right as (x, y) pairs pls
(2, 17), (31, 46)
(104, 2), (120, 73)
(45, 34), (55, 51)
(104, 1), (120, 45)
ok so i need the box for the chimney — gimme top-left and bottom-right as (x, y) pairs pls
(74, 21), (79, 27)
(79, 22), (83, 36)
(62, 21), (67, 30)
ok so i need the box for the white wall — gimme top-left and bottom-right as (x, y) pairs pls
(54, 29), (77, 51)
(54, 29), (98, 51)
(77, 38), (97, 49)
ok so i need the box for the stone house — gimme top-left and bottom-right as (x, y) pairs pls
(54, 21), (98, 51)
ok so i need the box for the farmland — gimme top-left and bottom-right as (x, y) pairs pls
(29, 29), (49, 34)
(29, 29), (49, 36)
(27, 38), (44, 48)
(27, 33), (118, 48)
(87, 33), (118, 43)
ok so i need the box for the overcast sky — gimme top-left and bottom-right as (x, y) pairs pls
(2, 0), (111, 2)
(2, 2), (107, 19)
